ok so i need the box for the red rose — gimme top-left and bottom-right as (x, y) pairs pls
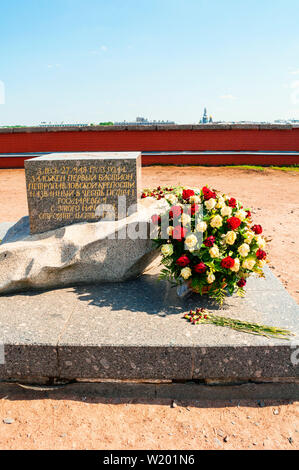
(193, 262), (207, 273)
(221, 256), (235, 269)
(151, 214), (161, 224)
(189, 203), (200, 215)
(228, 197), (237, 208)
(237, 278), (246, 288)
(202, 186), (216, 200)
(203, 236), (216, 247)
(169, 205), (182, 218)
(227, 216), (241, 230)
(246, 210), (251, 218)
(172, 225), (187, 241)
(141, 193), (147, 199)
(252, 224), (263, 234)
(182, 189), (195, 200)
(256, 249), (266, 260)
(176, 255), (190, 267)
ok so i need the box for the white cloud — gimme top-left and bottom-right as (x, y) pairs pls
(47, 64), (61, 69)
(220, 94), (237, 100)
(89, 46), (108, 55)
(290, 69), (299, 75)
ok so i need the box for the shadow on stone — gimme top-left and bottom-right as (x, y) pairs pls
(73, 273), (221, 317)
(0, 382), (297, 407)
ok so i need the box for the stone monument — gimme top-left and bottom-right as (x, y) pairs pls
(25, 152), (141, 234)
(0, 151), (167, 294)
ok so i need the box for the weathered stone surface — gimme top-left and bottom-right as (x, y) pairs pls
(0, 198), (167, 295)
(25, 152), (141, 234)
(0, 260), (298, 381)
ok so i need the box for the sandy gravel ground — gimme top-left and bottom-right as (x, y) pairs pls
(0, 386), (298, 450)
(0, 166), (298, 450)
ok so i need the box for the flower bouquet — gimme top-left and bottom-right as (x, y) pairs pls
(143, 185), (267, 305)
(141, 185), (293, 339)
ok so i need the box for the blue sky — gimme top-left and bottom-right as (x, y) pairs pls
(0, 0), (299, 125)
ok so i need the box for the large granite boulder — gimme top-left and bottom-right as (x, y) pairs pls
(0, 198), (167, 295)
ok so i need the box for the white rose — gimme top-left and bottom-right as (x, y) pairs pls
(205, 198), (216, 211)
(242, 257), (256, 270)
(210, 215), (223, 228)
(181, 267), (192, 280)
(190, 195), (201, 204)
(165, 193), (177, 205)
(238, 243), (250, 257)
(185, 234), (198, 249)
(244, 230), (255, 244)
(167, 226), (173, 236)
(196, 221), (207, 232)
(255, 235), (266, 249)
(220, 205), (232, 217)
(161, 244), (174, 257)
(235, 209), (247, 221)
(207, 272), (216, 284)
(230, 258), (240, 272)
(180, 213), (191, 226)
(209, 245), (220, 258)
(225, 231), (237, 245)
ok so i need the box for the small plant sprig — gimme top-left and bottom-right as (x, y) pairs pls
(184, 308), (294, 340)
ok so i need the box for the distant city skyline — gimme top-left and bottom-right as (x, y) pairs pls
(2, 111), (299, 129)
(1, 1), (299, 125)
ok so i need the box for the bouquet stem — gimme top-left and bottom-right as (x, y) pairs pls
(184, 308), (294, 340)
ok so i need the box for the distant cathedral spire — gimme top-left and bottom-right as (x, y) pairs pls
(200, 107), (212, 124)
(202, 107), (208, 123)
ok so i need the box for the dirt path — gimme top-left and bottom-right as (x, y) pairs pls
(0, 166), (298, 450)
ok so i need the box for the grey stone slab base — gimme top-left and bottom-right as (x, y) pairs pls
(0, 222), (15, 241)
(0, 261), (298, 382)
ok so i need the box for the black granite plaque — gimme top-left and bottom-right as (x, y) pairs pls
(25, 152), (141, 234)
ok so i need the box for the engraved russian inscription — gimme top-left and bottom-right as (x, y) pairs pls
(25, 152), (141, 234)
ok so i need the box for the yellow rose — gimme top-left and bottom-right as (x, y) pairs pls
(235, 209), (247, 221)
(225, 230), (237, 245)
(165, 193), (177, 205)
(244, 230), (255, 244)
(220, 205), (232, 217)
(209, 245), (220, 258)
(205, 198), (216, 211)
(185, 234), (198, 249)
(167, 226), (173, 236)
(190, 195), (201, 204)
(207, 272), (216, 284)
(238, 243), (250, 257)
(161, 244), (174, 257)
(196, 221), (207, 232)
(181, 267), (192, 280)
(210, 215), (223, 228)
(258, 259), (266, 268)
(216, 196), (225, 209)
(242, 257), (256, 270)
(230, 258), (240, 272)
(255, 235), (266, 249)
